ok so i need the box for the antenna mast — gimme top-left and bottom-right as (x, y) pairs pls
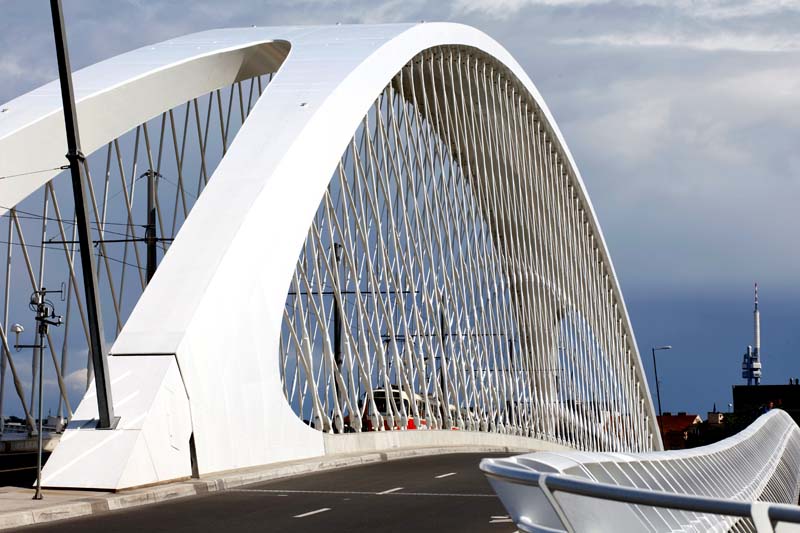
(742, 282), (762, 386)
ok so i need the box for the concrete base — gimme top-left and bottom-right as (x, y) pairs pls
(41, 355), (193, 491)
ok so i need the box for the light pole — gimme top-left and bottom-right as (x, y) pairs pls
(652, 345), (672, 440)
(14, 288), (63, 500)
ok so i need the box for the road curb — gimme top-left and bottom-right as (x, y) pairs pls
(0, 445), (517, 530)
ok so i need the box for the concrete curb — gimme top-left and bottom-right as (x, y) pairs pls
(0, 445), (520, 530)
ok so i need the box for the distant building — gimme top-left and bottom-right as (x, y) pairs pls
(732, 383), (800, 426)
(707, 411), (724, 426)
(657, 412), (702, 449)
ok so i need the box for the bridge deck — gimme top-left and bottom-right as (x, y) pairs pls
(17, 453), (514, 533)
(0, 447), (521, 530)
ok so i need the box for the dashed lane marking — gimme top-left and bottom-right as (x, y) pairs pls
(233, 489), (495, 498)
(435, 472), (457, 479)
(377, 487), (404, 495)
(293, 507), (331, 518)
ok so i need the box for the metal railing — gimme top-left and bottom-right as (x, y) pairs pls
(481, 409), (800, 532)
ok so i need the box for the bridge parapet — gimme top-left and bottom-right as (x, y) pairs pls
(481, 409), (800, 532)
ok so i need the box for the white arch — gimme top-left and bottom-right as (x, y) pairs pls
(0, 23), (660, 490)
(0, 31), (289, 216)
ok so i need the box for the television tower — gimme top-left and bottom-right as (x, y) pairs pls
(741, 283), (762, 385)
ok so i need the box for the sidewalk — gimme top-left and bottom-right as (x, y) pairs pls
(0, 444), (517, 530)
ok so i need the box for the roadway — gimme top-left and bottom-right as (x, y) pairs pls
(20, 453), (517, 532)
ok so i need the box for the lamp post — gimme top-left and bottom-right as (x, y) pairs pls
(14, 288), (63, 500)
(652, 345), (672, 440)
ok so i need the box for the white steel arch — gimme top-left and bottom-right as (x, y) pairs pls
(0, 23), (659, 490)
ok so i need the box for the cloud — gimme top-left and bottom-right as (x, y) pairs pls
(451, 0), (604, 18)
(557, 59), (800, 289)
(0, 0), (796, 292)
(0, 57), (36, 80)
(555, 31), (800, 52)
(680, 0), (800, 20)
(43, 368), (88, 393)
(63, 369), (89, 392)
(452, 0), (800, 19)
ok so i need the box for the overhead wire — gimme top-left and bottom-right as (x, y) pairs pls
(5, 212), (140, 240)
(0, 238), (145, 272)
(96, 250), (146, 272)
(0, 165), (70, 181)
(1, 205), (134, 229)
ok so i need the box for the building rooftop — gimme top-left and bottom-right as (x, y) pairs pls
(658, 413), (702, 434)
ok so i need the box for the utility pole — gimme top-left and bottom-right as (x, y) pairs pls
(439, 296), (451, 428)
(144, 169), (159, 283)
(651, 345), (672, 443)
(332, 243), (343, 370)
(331, 243), (344, 418)
(50, 0), (116, 429)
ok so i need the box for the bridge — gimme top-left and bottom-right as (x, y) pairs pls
(0, 21), (797, 532)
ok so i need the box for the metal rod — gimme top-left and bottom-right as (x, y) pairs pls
(652, 347), (663, 440)
(481, 470), (755, 519)
(50, 0), (115, 429)
(33, 320), (45, 500)
(0, 212), (12, 434)
(651, 347), (662, 417)
(332, 243), (343, 369)
(146, 170), (157, 283)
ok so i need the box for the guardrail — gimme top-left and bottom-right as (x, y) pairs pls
(481, 409), (800, 532)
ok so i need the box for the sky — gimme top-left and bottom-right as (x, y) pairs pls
(0, 0), (798, 418)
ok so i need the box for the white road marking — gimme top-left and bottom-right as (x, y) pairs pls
(293, 507), (331, 518)
(491, 516), (509, 519)
(435, 472), (457, 479)
(233, 488), (495, 498)
(377, 486), (404, 495)
(489, 518), (513, 523)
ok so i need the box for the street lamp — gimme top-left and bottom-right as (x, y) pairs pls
(652, 345), (672, 440)
(651, 345), (672, 417)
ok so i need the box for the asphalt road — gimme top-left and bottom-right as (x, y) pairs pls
(20, 453), (518, 532)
